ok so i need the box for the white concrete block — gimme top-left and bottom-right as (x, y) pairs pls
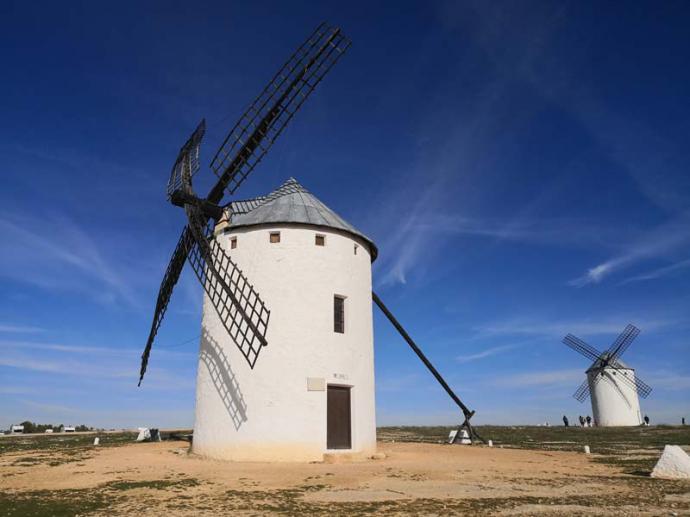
(584, 445), (590, 454)
(651, 445), (690, 479)
(136, 428), (150, 442)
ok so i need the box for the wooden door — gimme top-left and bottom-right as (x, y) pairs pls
(327, 386), (351, 449)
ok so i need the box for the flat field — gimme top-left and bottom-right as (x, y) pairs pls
(1, 426), (689, 516)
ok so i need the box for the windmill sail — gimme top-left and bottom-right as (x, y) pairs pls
(208, 22), (350, 202)
(167, 120), (206, 199)
(139, 226), (194, 385)
(563, 324), (653, 404)
(184, 205), (269, 368)
(563, 334), (601, 362)
(139, 23), (349, 385)
(607, 324), (640, 362)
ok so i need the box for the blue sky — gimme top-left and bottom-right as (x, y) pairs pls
(1, 1), (689, 429)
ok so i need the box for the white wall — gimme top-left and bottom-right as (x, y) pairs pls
(192, 224), (377, 461)
(588, 367), (642, 426)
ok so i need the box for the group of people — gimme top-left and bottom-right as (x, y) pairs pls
(561, 415), (593, 427)
(562, 414), (653, 427)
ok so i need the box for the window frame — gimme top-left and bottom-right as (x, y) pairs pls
(230, 236), (237, 249)
(333, 295), (346, 334)
(315, 234), (326, 246)
(269, 231), (281, 244)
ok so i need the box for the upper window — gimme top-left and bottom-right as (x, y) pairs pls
(334, 295), (345, 334)
(315, 234), (325, 246)
(230, 237), (237, 249)
(269, 232), (280, 243)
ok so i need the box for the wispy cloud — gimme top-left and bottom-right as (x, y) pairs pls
(22, 400), (84, 415)
(416, 215), (629, 250)
(0, 339), (195, 359)
(456, 344), (517, 364)
(376, 373), (423, 393)
(0, 324), (44, 333)
(569, 214), (690, 286)
(373, 199), (628, 287)
(0, 211), (139, 306)
(0, 351), (194, 393)
(375, 182), (447, 286)
(621, 258), (690, 285)
(440, 2), (690, 289)
(646, 370), (690, 391)
(0, 353), (132, 378)
(472, 316), (672, 340)
(495, 368), (583, 388)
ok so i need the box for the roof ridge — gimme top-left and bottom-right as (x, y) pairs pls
(224, 177), (378, 260)
(228, 178), (307, 215)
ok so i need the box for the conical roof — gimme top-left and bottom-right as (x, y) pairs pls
(225, 178), (377, 260)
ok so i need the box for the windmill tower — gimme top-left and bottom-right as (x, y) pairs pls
(194, 178), (378, 461)
(562, 324), (652, 426)
(139, 22), (482, 463)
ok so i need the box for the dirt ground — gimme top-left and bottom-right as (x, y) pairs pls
(2, 435), (689, 516)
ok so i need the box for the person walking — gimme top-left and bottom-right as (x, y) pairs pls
(683, 417), (686, 426)
(579, 415), (585, 427)
(586, 415), (592, 427)
(644, 415), (650, 426)
(563, 415), (569, 427)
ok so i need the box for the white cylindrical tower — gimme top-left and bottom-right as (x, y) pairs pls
(587, 364), (642, 427)
(192, 178), (377, 461)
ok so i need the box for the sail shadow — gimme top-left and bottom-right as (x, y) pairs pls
(199, 327), (248, 430)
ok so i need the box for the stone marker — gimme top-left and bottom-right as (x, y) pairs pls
(488, 440), (493, 447)
(651, 445), (690, 479)
(584, 445), (590, 454)
(94, 437), (99, 446)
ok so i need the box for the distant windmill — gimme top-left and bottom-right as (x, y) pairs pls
(562, 324), (652, 426)
(139, 23), (480, 461)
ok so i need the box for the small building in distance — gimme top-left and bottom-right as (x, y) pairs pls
(63, 426), (76, 433)
(10, 425), (24, 434)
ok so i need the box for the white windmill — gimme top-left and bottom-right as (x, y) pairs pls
(139, 23), (481, 462)
(562, 324), (652, 426)
(194, 178), (379, 461)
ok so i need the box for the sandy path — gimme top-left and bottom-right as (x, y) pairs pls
(1, 440), (621, 503)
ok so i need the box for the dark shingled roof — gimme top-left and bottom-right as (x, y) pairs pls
(225, 178), (378, 260)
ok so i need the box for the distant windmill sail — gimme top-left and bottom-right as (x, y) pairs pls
(561, 324), (652, 413)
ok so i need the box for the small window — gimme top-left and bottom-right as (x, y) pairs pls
(230, 237), (237, 249)
(315, 234), (325, 246)
(334, 295), (345, 334)
(354, 244), (358, 255)
(269, 232), (280, 243)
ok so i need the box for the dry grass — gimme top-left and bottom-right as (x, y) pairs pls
(1, 426), (689, 516)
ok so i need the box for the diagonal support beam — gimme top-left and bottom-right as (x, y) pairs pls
(372, 291), (483, 443)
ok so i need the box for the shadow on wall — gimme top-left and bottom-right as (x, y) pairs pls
(601, 372), (633, 409)
(200, 327), (248, 430)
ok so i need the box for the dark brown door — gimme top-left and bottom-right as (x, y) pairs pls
(327, 386), (351, 449)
